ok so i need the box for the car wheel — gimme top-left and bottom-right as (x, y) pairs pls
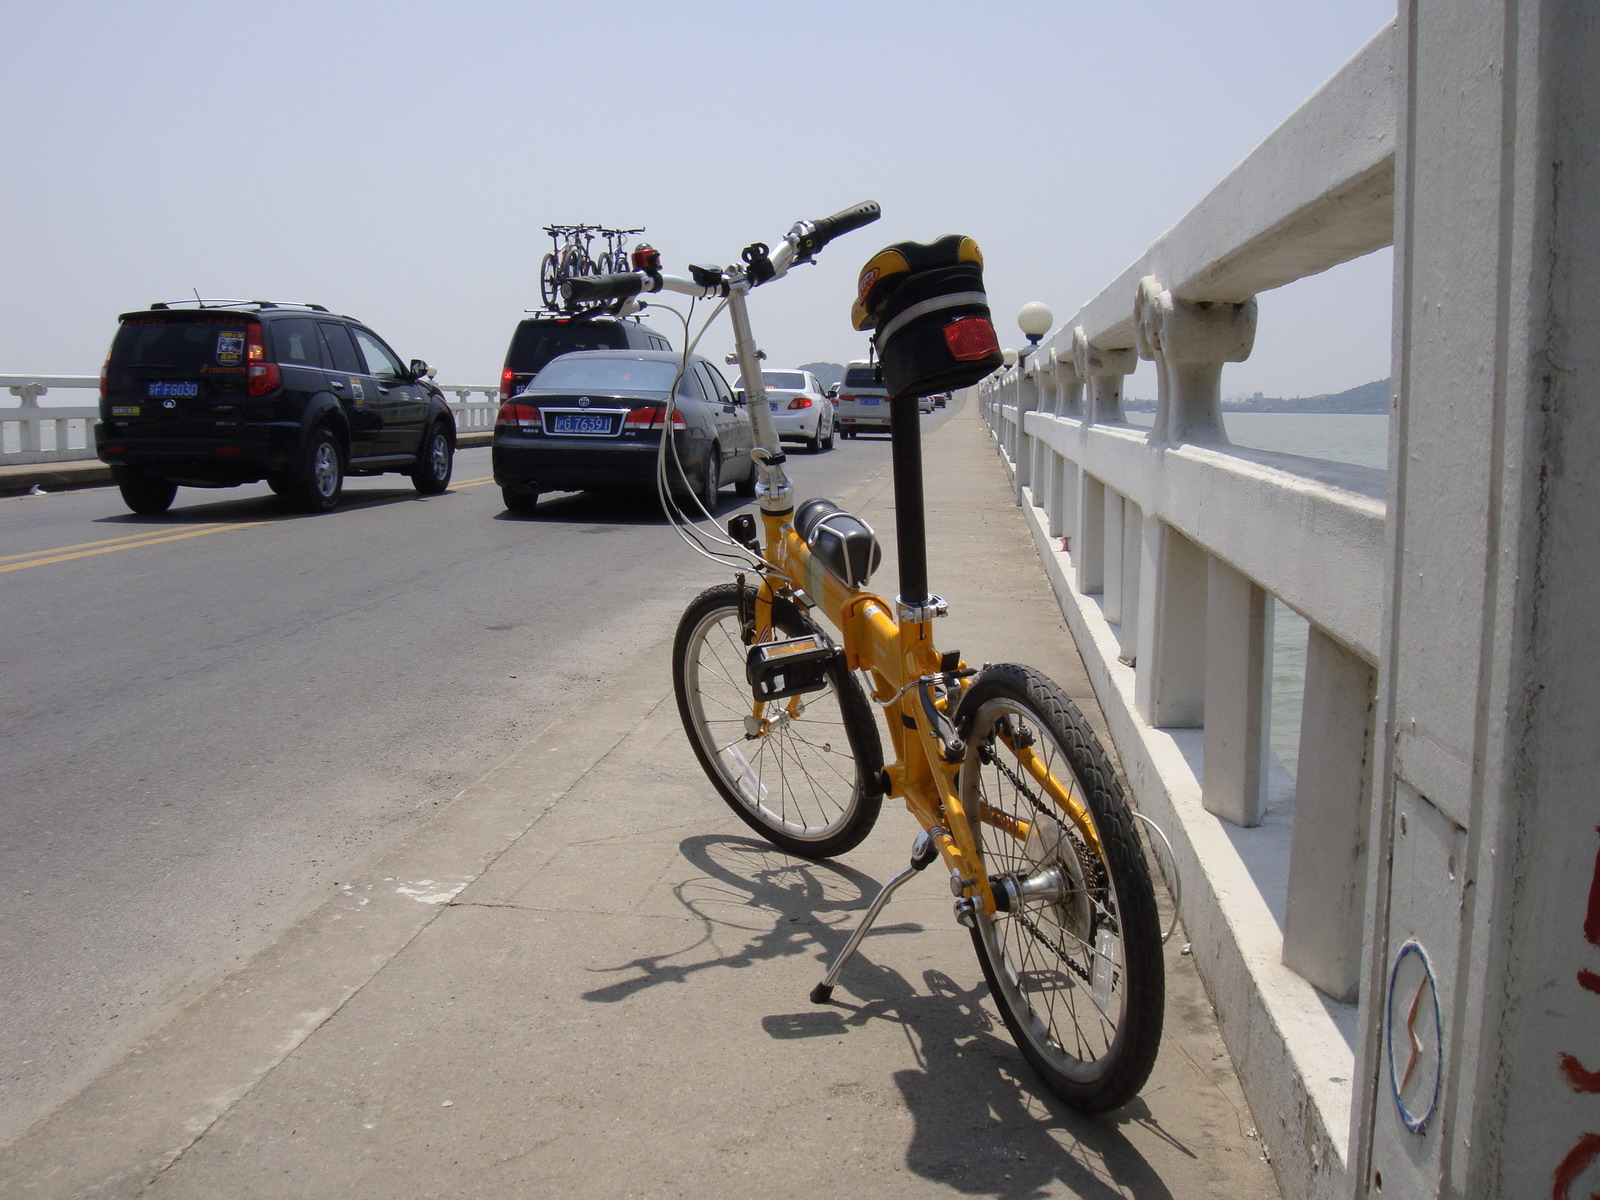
(410, 422), (454, 494)
(289, 427), (343, 512)
(118, 478), (177, 515)
(734, 454), (758, 498)
(697, 446), (721, 511)
(502, 486), (540, 514)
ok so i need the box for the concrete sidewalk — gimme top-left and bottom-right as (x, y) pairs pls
(1, 401), (1279, 1199)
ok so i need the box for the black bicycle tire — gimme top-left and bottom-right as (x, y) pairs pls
(955, 662), (1164, 1111)
(540, 253), (559, 308)
(673, 581), (883, 859)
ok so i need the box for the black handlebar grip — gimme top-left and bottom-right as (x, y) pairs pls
(797, 201), (882, 255)
(561, 272), (646, 305)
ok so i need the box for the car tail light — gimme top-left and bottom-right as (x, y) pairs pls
(839, 393), (856, 403)
(246, 325), (280, 397)
(499, 368), (517, 402)
(786, 397), (813, 410)
(496, 400), (541, 430)
(625, 405), (686, 431)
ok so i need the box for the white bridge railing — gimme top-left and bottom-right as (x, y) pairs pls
(1, 376), (500, 465)
(977, 23), (1394, 1200)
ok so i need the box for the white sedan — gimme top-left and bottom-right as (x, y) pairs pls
(737, 368), (835, 452)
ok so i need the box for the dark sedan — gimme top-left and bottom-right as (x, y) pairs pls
(492, 350), (757, 513)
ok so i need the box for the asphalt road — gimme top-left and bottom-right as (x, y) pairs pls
(0, 426), (932, 1146)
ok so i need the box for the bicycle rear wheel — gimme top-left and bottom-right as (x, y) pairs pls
(673, 581), (883, 859)
(956, 663), (1164, 1111)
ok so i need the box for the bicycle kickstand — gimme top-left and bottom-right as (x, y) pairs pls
(810, 832), (940, 1003)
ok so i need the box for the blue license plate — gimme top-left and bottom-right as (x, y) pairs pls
(551, 413), (613, 435)
(148, 381), (199, 398)
(859, 397), (881, 405)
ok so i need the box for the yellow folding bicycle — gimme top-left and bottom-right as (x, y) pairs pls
(563, 204), (1164, 1111)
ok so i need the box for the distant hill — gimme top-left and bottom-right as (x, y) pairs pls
(801, 362), (846, 390)
(1124, 378), (1391, 414)
(1228, 378), (1391, 413)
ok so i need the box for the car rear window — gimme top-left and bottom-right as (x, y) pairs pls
(111, 315), (253, 371)
(531, 356), (681, 394)
(843, 365), (881, 388)
(761, 371), (807, 389)
(507, 322), (627, 372)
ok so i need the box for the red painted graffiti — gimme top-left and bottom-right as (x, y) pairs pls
(1552, 1131), (1600, 1199)
(1562, 1053), (1600, 1095)
(1586, 827), (1600, 948)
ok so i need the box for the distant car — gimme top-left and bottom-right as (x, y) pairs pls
(835, 359), (890, 438)
(933, 392), (948, 408)
(918, 392), (937, 415)
(96, 299), (455, 514)
(498, 313), (672, 402)
(493, 350), (756, 513)
(734, 368), (834, 452)
(825, 382), (841, 406)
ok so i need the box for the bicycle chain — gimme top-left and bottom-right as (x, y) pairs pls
(983, 733), (1114, 990)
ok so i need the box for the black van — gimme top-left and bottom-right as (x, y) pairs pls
(498, 313), (672, 402)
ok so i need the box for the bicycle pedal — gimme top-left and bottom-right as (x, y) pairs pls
(746, 634), (838, 700)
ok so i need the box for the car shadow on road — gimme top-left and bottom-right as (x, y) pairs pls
(492, 489), (749, 526)
(581, 833), (1185, 1200)
(93, 487), (461, 526)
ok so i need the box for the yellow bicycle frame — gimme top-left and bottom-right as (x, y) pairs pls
(747, 505), (1103, 919)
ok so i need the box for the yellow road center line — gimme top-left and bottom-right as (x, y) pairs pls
(1, 521), (273, 574)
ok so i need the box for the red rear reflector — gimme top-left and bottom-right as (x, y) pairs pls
(942, 317), (1000, 362)
(499, 368), (517, 402)
(213, 446), (242, 456)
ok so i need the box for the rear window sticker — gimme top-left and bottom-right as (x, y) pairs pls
(216, 332), (245, 365)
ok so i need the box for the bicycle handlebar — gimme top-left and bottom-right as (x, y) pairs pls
(561, 272), (647, 305)
(558, 201), (880, 311)
(795, 200), (882, 257)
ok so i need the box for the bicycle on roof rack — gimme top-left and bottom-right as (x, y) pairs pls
(592, 226), (647, 275)
(539, 223), (604, 309)
(562, 202), (1167, 1112)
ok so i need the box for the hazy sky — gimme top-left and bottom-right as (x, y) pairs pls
(3, 1), (1397, 399)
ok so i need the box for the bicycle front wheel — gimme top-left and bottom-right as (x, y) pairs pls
(956, 663), (1164, 1111)
(673, 582), (883, 859)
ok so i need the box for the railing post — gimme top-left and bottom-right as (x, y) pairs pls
(1203, 557), (1274, 826)
(11, 382), (47, 454)
(1134, 278), (1257, 445)
(1135, 521), (1207, 725)
(1072, 327), (1135, 425)
(1077, 474), (1106, 595)
(1013, 361), (1040, 506)
(1283, 628), (1375, 1001)
(1048, 350), (1083, 539)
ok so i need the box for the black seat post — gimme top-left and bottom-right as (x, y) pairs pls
(888, 390), (929, 607)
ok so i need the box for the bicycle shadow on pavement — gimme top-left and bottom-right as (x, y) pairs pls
(579, 834), (919, 1006)
(785, 947), (1185, 1199)
(582, 833), (1187, 1198)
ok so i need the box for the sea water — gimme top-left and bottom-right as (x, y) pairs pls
(1124, 410), (1391, 778)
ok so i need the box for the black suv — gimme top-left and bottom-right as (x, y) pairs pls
(96, 300), (457, 514)
(498, 312), (672, 403)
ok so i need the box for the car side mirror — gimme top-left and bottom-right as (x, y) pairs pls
(409, 359), (434, 381)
